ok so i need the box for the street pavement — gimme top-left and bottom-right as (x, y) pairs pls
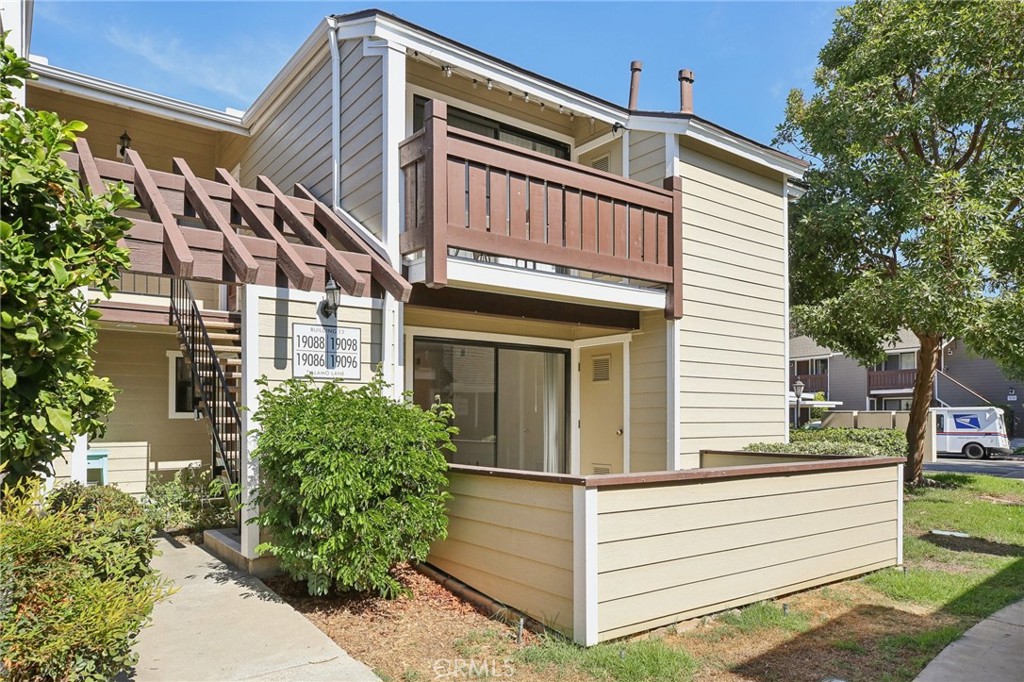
(925, 455), (1024, 480)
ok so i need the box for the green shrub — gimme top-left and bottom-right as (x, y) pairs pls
(144, 465), (237, 533)
(791, 427), (908, 457)
(48, 481), (156, 576)
(250, 375), (455, 598)
(743, 440), (883, 457)
(745, 427), (906, 457)
(0, 482), (170, 681)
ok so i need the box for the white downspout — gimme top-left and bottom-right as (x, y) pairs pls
(326, 16), (390, 263)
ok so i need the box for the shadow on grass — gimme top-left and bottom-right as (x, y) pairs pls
(728, 560), (1024, 682)
(730, 604), (952, 682)
(924, 533), (1024, 558)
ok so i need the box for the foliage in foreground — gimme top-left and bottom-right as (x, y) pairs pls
(745, 427), (907, 457)
(144, 465), (238, 533)
(0, 482), (169, 681)
(776, 0), (1024, 482)
(0, 34), (133, 488)
(250, 375), (455, 598)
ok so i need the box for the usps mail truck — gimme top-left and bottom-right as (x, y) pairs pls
(934, 407), (1012, 459)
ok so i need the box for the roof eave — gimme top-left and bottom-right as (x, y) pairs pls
(27, 59), (248, 135)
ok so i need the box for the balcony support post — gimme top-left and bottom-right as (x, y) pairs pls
(424, 100), (449, 288)
(664, 175), (683, 319)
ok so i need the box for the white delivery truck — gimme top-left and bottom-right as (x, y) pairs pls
(933, 406), (1012, 459)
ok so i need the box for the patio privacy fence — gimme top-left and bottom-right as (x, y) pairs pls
(428, 451), (904, 644)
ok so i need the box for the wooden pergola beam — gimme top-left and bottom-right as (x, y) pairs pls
(74, 138), (128, 251)
(256, 175), (366, 297)
(215, 169), (315, 291)
(174, 158), (259, 284)
(293, 183), (412, 303)
(124, 149), (194, 278)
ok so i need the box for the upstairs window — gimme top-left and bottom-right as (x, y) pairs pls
(413, 96), (570, 160)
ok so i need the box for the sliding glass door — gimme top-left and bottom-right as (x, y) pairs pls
(412, 339), (568, 473)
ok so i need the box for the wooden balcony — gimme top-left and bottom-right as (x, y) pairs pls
(790, 373), (828, 394)
(399, 100), (683, 318)
(868, 368), (917, 391)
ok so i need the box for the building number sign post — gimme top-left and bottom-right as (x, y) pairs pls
(292, 323), (360, 380)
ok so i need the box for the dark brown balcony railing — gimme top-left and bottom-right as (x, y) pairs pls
(399, 100), (683, 318)
(790, 373), (828, 394)
(868, 368), (917, 390)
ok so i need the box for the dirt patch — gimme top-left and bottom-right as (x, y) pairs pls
(265, 566), (589, 682)
(979, 494), (1023, 506)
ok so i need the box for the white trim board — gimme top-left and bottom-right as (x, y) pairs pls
(406, 258), (667, 312)
(28, 61), (248, 135)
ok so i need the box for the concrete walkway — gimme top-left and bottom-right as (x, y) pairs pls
(914, 599), (1023, 682)
(123, 535), (378, 681)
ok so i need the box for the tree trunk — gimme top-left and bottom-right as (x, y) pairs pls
(905, 334), (941, 483)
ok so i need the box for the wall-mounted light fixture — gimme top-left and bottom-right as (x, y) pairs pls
(320, 276), (340, 318)
(486, 78), (493, 91)
(117, 130), (132, 159)
(442, 65), (453, 78)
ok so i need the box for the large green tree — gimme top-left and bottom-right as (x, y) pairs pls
(0, 35), (134, 489)
(776, 0), (1024, 483)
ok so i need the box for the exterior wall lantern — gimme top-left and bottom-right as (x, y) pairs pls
(793, 379), (805, 428)
(320, 276), (340, 318)
(117, 130), (132, 158)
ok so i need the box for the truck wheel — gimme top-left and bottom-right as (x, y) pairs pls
(963, 443), (986, 460)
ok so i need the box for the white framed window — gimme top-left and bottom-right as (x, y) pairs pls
(166, 351), (196, 419)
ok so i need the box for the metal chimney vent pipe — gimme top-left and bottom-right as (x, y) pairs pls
(678, 69), (695, 115)
(628, 60), (643, 111)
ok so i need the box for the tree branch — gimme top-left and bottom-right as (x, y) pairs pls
(953, 120), (986, 170)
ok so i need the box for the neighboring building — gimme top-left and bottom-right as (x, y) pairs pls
(11, 6), (909, 645)
(790, 333), (1021, 437)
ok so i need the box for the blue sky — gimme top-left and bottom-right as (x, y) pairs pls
(30, 1), (843, 147)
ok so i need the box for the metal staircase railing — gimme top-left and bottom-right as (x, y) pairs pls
(169, 278), (242, 484)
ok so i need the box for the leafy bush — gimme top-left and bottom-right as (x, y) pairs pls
(250, 376), (455, 598)
(792, 427), (908, 457)
(48, 481), (156, 576)
(144, 465), (237, 533)
(746, 427), (908, 458)
(0, 482), (170, 681)
(743, 440), (884, 458)
(0, 34), (133, 489)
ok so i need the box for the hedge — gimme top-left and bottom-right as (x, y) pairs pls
(745, 427), (908, 458)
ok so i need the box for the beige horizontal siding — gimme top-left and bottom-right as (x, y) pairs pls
(595, 465), (900, 639)
(404, 306), (623, 341)
(256, 294), (380, 388)
(428, 473), (575, 635)
(629, 131), (666, 186)
(26, 89), (232, 177)
(676, 141), (788, 464)
(93, 329), (212, 495)
(630, 311), (667, 472)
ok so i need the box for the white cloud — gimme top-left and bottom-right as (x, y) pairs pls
(103, 25), (288, 106)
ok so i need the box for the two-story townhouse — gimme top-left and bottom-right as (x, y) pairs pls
(10, 7), (911, 644)
(790, 333), (1021, 437)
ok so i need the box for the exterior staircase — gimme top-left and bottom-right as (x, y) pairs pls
(169, 279), (244, 484)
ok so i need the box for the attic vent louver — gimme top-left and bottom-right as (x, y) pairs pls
(592, 354), (611, 382)
(592, 464), (612, 475)
(591, 155), (610, 173)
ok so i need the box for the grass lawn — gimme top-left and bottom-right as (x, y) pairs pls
(269, 473), (1023, 682)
